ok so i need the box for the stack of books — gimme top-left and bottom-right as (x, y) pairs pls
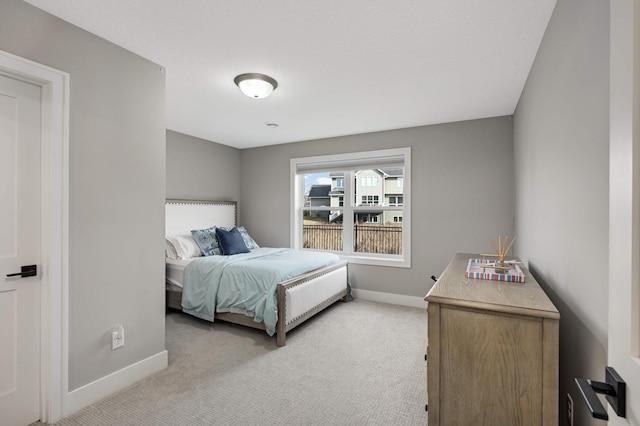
(465, 258), (525, 283)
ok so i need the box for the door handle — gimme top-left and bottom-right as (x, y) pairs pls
(6, 264), (37, 278)
(575, 366), (626, 420)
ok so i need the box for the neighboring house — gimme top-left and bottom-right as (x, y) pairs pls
(306, 184), (330, 219)
(329, 168), (403, 224)
(381, 167), (404, 224)
(329, 172), (344, 223)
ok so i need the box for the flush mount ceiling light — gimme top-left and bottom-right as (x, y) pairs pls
(234, 73), (278, 99)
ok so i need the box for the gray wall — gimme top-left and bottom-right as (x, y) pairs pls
(240, 117), (515, 298)
(0, 0), (166, 391)
(513, 0), (609, 424)
(166, 130), (241, 202)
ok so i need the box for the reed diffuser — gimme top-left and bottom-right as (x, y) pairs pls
(490, 235), (517, 271)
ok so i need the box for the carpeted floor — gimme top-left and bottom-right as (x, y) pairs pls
(37, 299), (428, 425)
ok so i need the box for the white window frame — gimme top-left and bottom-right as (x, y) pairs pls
(291, 147), (411, 268)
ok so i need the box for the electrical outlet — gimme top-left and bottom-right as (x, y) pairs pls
(567, 393), (573, 426)
(111, 324), (124, 350)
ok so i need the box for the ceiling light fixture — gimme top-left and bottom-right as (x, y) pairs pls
(234, 73), (278, 99)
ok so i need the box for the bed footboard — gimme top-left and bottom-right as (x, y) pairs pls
(276, 260), (348, 346)
(166, 260), (349, 347)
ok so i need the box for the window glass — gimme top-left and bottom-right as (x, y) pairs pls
(302, 209), (343, 251)
(353, 214), (402, 254)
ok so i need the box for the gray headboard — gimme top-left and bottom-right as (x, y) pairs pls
(165, 200), (237, 235)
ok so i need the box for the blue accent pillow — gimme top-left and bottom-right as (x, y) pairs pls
(215, 227), (250, 255)
(190, 227), (222, 256)
(236, 226), (259, 250)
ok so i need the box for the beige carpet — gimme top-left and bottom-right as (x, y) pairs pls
(39, 299), (428, 425)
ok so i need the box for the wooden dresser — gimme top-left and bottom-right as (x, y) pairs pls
(424, 253), (560, 425)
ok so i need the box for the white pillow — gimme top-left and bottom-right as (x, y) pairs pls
(166, 234), (202, 259)
(165, 239), (179, 259)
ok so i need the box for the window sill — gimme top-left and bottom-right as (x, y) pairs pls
(344, 254), (410, 268)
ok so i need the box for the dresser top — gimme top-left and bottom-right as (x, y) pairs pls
(425, 253), (560, 319)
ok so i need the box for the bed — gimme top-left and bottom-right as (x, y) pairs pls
(165, 199), (349, 346)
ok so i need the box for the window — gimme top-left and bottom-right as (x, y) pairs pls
(361, 176), (380, 187)
(361, 195), (379, 206)
(357, 213), (379, 223)
(291, 148), (411, 268)
(389, 196), (403, 206)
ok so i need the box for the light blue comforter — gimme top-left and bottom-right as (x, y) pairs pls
(181, 248), (341, 336)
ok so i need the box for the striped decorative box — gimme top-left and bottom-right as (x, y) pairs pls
(465, 258), (525, 283)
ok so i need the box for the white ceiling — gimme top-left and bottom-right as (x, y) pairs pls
(23, 0), (556, 149)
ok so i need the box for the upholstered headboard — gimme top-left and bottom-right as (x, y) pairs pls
(165, 200), (237, 236)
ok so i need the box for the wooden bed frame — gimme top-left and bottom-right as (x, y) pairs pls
(165, 199), (349, 346)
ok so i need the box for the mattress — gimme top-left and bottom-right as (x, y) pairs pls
(165, 258), (195, 291)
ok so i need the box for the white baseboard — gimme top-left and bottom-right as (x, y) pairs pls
(67, 350), (168, 416)
(351, 288), (427, 309)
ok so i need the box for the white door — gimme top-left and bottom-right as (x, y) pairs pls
(0, 74), (42, 425)
(609, 0), (640, 424)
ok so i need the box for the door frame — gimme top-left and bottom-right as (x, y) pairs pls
(0, 50), (69, 424)
(609, 0), (640, 423)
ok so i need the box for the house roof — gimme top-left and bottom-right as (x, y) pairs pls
(308, 184), (330, 198)
(380, 167), (403, 176)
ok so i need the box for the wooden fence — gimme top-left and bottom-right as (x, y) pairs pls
(303, 224), (402, 254)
